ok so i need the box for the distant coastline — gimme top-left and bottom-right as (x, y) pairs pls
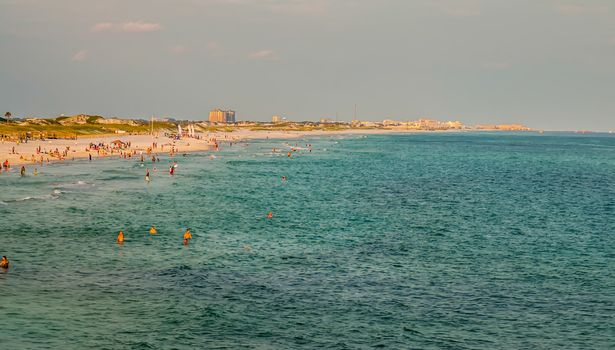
(0, 113), (534, 141)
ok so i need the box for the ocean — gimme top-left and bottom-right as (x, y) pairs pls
(1, 132), (614, 349)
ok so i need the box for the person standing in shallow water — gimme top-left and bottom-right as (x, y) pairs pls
(117, 231), (124, 244)
(183, 229), (192, 245)
(0, 256), (9, 269)
(20, 166), (26, 176)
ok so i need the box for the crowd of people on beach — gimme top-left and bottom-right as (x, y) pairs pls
(0, 133), (240, 177)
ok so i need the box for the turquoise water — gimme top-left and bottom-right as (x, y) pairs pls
(1, 133), (614, 349)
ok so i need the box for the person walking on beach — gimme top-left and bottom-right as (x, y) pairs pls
(0, 256), (9, 269)
(183, 229), (192, 245)
(117, 231), (124, 244)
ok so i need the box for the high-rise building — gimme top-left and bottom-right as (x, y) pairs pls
(272, 115), (282, 123)
(209, 109), (236, 123)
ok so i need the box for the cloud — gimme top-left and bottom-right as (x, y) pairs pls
(168, 45), (191, 55)
(92, 21), (162, 33)
(206, 41), (225, 56)
(553, 3), (609, 15)
(71, 50), (88, 62)
(248, 50), (279, 61)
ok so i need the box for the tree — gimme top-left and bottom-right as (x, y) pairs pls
(4, 112), (11, 124)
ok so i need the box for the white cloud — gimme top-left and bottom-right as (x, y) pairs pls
(169, 45), (191, 55)
(71, 50), (88, 62)
(207, 41), (224, 55)
(553, 3), (609, 15)
(92, 21), (162, 33)
(248, 49), (279, 61)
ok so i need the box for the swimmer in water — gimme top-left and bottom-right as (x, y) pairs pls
(117, 231), (124, 244)
(282, 176), (286, 182)
(183, 229), (192, 245)
(0, 256), (8, 269)
(149, 226), (157, 235)
(267, 211), (273, 219)
(145, 168), (150, 182)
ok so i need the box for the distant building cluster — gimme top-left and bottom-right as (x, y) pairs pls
(378, 118), (465, 130)
(475, 124), (531, 131)
(209, 109), (236, 123)
(271, 115), (282, 123)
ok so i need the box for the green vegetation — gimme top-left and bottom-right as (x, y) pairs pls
(198, 125), (235, 133)
(86, 115), (103, 123)
(0, 118), (175, 140)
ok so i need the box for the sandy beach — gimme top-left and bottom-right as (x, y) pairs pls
(0, 128), (407, 168)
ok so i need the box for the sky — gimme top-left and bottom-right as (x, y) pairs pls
(1, 0), (614, 130)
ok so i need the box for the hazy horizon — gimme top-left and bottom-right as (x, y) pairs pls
(1, 0), (614, 131)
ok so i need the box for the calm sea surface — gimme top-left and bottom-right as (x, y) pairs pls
(1, 133), (614, 349)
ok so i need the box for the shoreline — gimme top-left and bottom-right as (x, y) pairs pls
(0, 128), (416, 167)
(0, 128), (535, 168)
